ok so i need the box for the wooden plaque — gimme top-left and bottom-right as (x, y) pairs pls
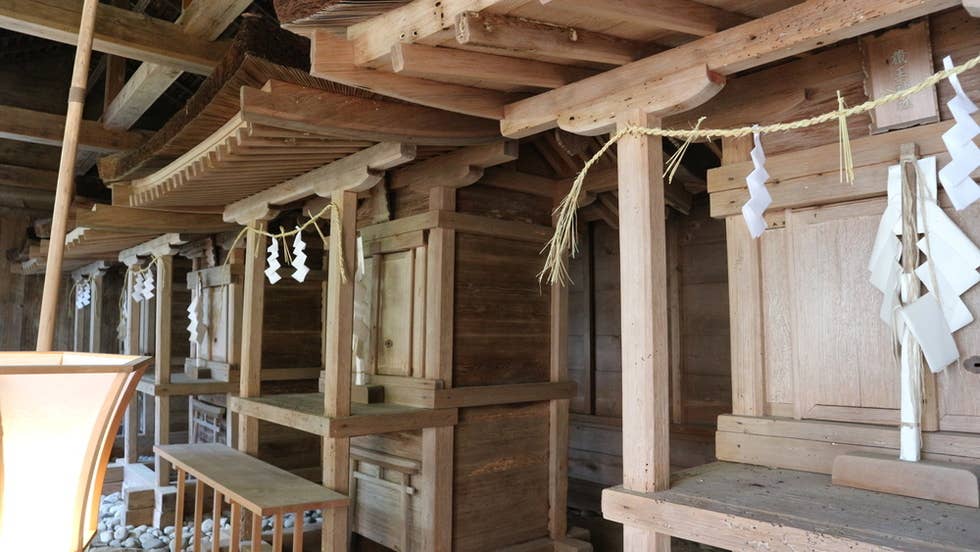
(860, 21), (940, 133)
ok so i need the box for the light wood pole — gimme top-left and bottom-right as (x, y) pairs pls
(36, 0), (100, 351)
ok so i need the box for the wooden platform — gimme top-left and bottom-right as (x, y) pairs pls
(136, 372), (239, 397)
(602, 462), (980, 551)
(155, 443), (348, 515)
(229, 393), (457, 438)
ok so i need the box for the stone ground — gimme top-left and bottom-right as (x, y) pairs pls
(89, 492), (323, 551)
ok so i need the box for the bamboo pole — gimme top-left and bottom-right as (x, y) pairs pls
(36, 0), (101, 351)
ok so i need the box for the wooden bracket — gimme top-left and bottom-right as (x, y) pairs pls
(556, 65), (725, 136)
(389, 141), (519, 191)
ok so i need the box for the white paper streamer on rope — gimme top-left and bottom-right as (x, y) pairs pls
(75, 280), (91, 310)
(740, 131), (771, 238)
(132, 272), (145, 303)
(291, 228), (309, 283)
(939, 55), (980, 210)
(265, 235), (282, 284)
(187, 281), (202, 344)
(141, 269), (155, 301)
(356, 235), (365, 281)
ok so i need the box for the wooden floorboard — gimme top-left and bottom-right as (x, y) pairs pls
(603, 461), (980, 551)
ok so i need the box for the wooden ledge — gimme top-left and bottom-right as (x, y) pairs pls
(602, 462), (980, 551)
(229, 393), (458, 438)
(155, 444), (348, 515)
(136, 373), (238, 397)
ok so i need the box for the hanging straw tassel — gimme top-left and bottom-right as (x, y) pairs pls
(837, 91), (855, 185)
(663, 116), (705, 185)
(539, 124), (633, 286)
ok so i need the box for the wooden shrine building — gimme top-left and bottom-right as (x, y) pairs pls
(0, 1), (979, 551)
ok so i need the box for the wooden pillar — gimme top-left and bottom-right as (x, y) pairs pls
(722, 136), (766, 418)
(238, 222), (268, 456)
(72, 276), (85, 352)
(549, 193), (570, 541)
(36, 0), (100, 350)
(322, 191), (357, 551)
(123, 263), (142, 464)
(227, 246), (245, 449)
(421, 186), (455, 552)
(88, 271), (104, 352)
(154, 254), (174, 487)
(617, 110), (670, 552)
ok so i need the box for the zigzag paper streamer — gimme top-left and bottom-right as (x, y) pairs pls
(80, 280), (91, 308)
(740, 131), (771, 238)
(187, 282), (201, 344)
(938, 55), (980, 210)
(141, 269), (155, 301)
(265, 236), (282, 284)
(291, 228), (309, 283)
(132, 272), (145, 303)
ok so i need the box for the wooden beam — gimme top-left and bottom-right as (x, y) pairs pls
(0, 105), (145, 153)
(241, 80), (501, 145)
(557, 64), (725, 135)
(0, 0), (227, 75)
(347, 0), (508, 67)
(501, 0), (960, 138)
(538, 0), (750, 37)
(102, 0), (251, 130)
(389, 141), (519, 191)
(77, 204), (235, 234)
(0, 164), (57, 191)
(308, 30), (516, 120)
(456, 11), (645, 67)
(223, 142), (417, 225)
(391, 42), (594, 89)
(616, 110), (671, 550)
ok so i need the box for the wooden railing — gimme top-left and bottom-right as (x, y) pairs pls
(156, 443), (348, 552)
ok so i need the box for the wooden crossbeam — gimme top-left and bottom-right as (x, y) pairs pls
(0, 0), (226, 75)
(119, 232), (194, 261)
(455, 11), (647, 67)
(102, 0), (251, 130)
(241, 80), (501, 145)
(347, 0), (508, 67)
(76, 204), (236, 234)
(389, 141), (518, 191)
(308, 30), (518, 120)
(0, 105), (145, 153)
(0, 164), (57, 191)
(390, 42), (595, 90)
(538, 0), (750, 37)
(501, 0), (960, 138)
(223, 142), (417, 224)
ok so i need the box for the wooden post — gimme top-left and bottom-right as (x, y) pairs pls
(421, 186), (455, 552)
(549, 192), (570, 541)
(72, 276), (84, 352)
(88, 271), (103, 352)
(616, 110), (670, 552)
(36, 0), (100, 351)
(722, 135), (766, 418)
(154, 254), (174, 487)
(123, 262), (142, 464)
(238, 221), (268, 456)
(322, 191), (356, 552)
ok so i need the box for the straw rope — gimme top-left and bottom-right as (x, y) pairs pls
(225, 203), (349, 284)
(540, 51), (980, 286)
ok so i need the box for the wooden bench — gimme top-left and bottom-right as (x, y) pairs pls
(602, 461), (980, 551)
(155, 443), (349, 552)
